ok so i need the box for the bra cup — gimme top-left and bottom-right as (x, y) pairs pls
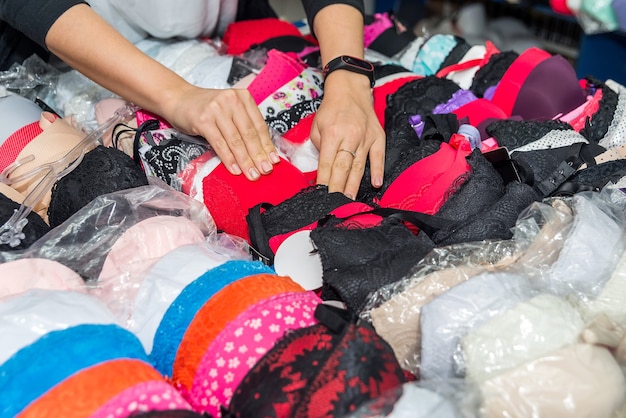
(0, 92), (42, 146)
(10, 114), (85, 222)
(47, 145), (149, 228)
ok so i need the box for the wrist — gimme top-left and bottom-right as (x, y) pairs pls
(323, 69), (373, 94)
(322, 55), (375, 88)
(157, 79), (196, 122)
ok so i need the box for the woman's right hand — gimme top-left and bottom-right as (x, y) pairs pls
(164, 85), (280, 181)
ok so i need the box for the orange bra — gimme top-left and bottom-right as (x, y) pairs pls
(18, 359), (162, 418)
(172, 273), (304, 392)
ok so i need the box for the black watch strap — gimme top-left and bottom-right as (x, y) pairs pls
(322, 55), (375, 87)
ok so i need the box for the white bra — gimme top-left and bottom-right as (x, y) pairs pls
(0, 289), (117, 366)
(130, 241), (247, 353)
(419, 271), (535, 380)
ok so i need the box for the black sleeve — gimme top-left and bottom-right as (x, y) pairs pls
(300, 0), (364, 36)
(0, 0), (86, 48)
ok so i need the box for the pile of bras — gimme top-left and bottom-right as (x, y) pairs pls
(1, 11), (626, 418)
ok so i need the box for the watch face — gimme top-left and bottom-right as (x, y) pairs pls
(342, 56), (374, 72)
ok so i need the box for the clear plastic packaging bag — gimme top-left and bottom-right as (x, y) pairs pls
(419, 271), (536, 380)
(460, 293), (585, 383)
(479, 342), (626, 418)
(0, 289), (118, 366)
(360, 196), (582, 376)
(0, 54), (60, 107)
(519, 191), (626, 300)
(55, 70), (117, 132)
(361, 237), (521, 375)
(0, 180), (216, 282)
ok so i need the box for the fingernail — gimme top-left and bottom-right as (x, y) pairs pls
(269, 152), (281, 164)
(373, 176), (383, 188)
(231, 164), (242, 175)
(248, 167), (260, 180)
(261, 160), (273, 174)
(345, 193), (355, 200)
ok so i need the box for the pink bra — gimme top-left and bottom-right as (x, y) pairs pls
(89, 380), (192, 418)
(0, 258), (85, 299)
(187, 291), (322, 416)
(378, 141), (472, 214)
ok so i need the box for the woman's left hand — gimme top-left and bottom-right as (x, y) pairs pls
(310, 70), (385, 199)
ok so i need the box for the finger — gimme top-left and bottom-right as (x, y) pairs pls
(327, 146), (356, 196)
(368, 133), (386, 189)
(312, 124), (333, 187)
(231, 103), (274, 176)
(215, 113), (259, 181)
(240, 92), (280, 165)
(343, 148), (366, 199)
(199, 118), (243, 176)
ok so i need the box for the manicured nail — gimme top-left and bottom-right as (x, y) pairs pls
(373, 176), (383, 188)
(345, 193), (355, 200)
(248, 167), (260, 180)
(261, 160), (273, 174)
(269, 152), (281, 164)
(230, 164), (242, 175)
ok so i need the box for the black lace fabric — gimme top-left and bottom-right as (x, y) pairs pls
(264, 97), (323, 134)
(470, 51), (519, 98)
(142, 135), (208, 189)
(254, 185), (352, 238)
(0, 193), (50, 251)
(48, 145), (149, 228)
(432, 181), (540, 246)
(384, 76), (461, 134)
(486, 119), (573, 150)
(434, 149), (505, 223)
(247, 185), (353, 262)
(581, 77), (619, 144)
(570, 159), (626, 189)
(224, 304), (405, 418)
(310, 216), (434, 314)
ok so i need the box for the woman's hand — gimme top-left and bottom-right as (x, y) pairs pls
(165, 85), (280, 181)
(310, 70), (385, 199)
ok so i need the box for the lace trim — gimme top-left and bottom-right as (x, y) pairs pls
(599, 84), (626, 149)
(260, 185), (352, 237)
(486, 119), (573, 150)
(385, 76), (461, 130)
(258, 67), (324, 134)
(470, 51), (518, 98)
(140, 135), (209, 190)
(435, 149), (505, 223)
(580, 78), (619, 144)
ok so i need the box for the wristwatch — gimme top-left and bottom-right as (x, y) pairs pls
(322, 55), (375, 88)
